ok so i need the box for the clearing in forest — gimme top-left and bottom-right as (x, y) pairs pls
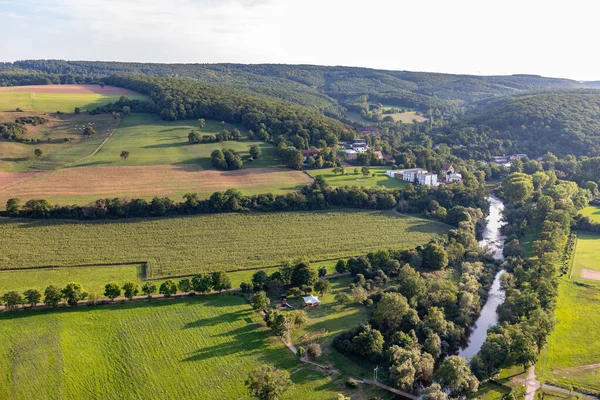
(309, 166), (409, 190)
(0, 210), (448, 278)
(580, 204), (600, 223)
(72, 113), (278, 169)
(0, 165), (313, 206)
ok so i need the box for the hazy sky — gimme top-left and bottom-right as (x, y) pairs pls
(1, 0), (599, 80)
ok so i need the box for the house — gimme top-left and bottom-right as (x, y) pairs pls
(441, 164), (455, 175)
(446, 173), (463, 183)
(384, 168), (439, 187)
(360, 127), (379, 136)
(383, 154), (395, 163)
(415, 172), (438, 187)
(374, 151), (384, 160)
(301, 149), (320, 161)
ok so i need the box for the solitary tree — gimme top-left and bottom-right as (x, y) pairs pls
(318, 266), (327, 278)
(74, 107), (81, 114)
(249, 144), (262, 159)
(141, 282), (157, 299)
(122, 281), (139, 300)
(34, 148), (43, 158)
(361, 166), (370, 177)
(251, 291), (270, 310)
(334, 292), (351, 305)
(23, 289), (42, 308)
(120, 151), (130, 160)
(290, 262), (318, 287)
(82, 126), (96, 136)
(314, 280), (331, 297)
(1, 291), (23, 310)
(104, 283), (121, 301)
(198, 118), (206, 129)
(245, 365), (292, 400)
(44, 285), (62, 307)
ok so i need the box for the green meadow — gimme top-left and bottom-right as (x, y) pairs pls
(541, 278), (600, 390)
(308, 167), (409, 190)
(580, 204), (600, 223)
(0, 92), (147, 113)
(72, 114), (278, 169)
(570, 232), (600, 277)
(0, 295), (352, 400)
(0, 210), (447, 280)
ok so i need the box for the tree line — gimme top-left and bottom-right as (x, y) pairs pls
(4, 176), (487, 229)
(1, 271), (233, 311)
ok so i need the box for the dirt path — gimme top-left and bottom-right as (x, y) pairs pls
(524, 365), (541, 400)
(541, 383), (598, 400)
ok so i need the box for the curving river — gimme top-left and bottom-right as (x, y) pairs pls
(458, 195), (506, 360)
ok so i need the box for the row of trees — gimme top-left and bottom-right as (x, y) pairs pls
(1, 272), (232, 311)
(188, 128), (242, 144)
(5, 175), (487, 225)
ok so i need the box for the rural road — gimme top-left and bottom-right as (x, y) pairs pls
(524, 365), (541, 400)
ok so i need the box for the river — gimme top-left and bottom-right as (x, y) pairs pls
(458, 195), (506, 360)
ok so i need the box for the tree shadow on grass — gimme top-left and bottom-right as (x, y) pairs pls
(182, 329), (272, 363)
(142, 142), (187, 149)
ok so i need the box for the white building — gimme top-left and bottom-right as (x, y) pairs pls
(446, 173), (463, 183)
(384, 168), (439, 187)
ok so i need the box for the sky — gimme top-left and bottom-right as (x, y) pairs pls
(1, 0), (599, 81)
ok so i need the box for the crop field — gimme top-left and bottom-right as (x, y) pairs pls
(309, 167), (409, 190)
(0, 84), (146, 113)
(541, 277), (600, 390)
(72, 114), (278, 169)
(580, 204), (600, 223)
(0, 112), (119, 172)
(0, 295), (349, 399)
(0, 210), (447, 279)
(0, 165), (313, 207)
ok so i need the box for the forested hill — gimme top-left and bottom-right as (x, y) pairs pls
(0, 60), (590, 116)
(455, 90), (600, 157)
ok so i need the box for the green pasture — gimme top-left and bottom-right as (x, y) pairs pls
(0, 295), (348, 399)
(0, 210), (447, 280)
(571, 232), (600, 278)
(0, 92), (147, 113)
(309, 167), (409, 190)
(0, 113), (118, 172)
(541, 278), (600, 390)
(580, 204), (600, 223)
(72, 114), (278, 169)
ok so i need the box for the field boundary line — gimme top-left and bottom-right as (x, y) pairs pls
(0, 261), (146, 272)
(568, 233), (578, 278)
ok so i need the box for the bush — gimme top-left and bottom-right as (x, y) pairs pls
(296, 346), (306, 358)
(306, 343), (322, 359)
(345, 379), (359, 389)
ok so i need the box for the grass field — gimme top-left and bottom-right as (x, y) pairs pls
(570, 232), (600, 278)
(0, 210), (447, 279)
(580, 204), (600, 223)
(0, 113), (118, 172)
(0, 166), (313, 207)
(541, 278), (600, 390)
(309, 167), (409, 190)
(0, 92), (147, 113)
(72, 114), (278, 169)
(0, 295), (353, 399)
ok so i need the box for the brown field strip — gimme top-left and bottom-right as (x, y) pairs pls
(0, 84), (140, 95)
(0, 165), (314, 206)
(581, 269), (600, 281)
(0, 171), (44, 190)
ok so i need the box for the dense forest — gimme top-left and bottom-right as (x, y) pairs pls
(1, 60), (594, 117)
(451, 90), (600, 157)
